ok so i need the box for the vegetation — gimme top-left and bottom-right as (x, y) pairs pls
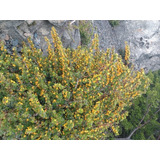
(79, 20), (94, 47)
(118, 70), (160, 140)
(109, 20), (120, 27)
(118, 49), (125, 60)
(0, 27), (150, 140)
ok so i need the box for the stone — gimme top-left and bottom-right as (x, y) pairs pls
(70, 26), (81, 49)
(26, 20), (35, 25)
(92, 20), (117, 51)
(39, 28), (50, 36)
(61, 30), (72, 48)
(24, 32), (32, 37)
(11, 39), (18, 46)
(5, 35), (9, 40)
(48, 20), (67, 27)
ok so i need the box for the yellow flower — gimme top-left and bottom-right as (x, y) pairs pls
(2, 97), (9, 105)
(17, 102), (23, 105)
(53, 99), (56, 103)
(10, 80), (16, 83)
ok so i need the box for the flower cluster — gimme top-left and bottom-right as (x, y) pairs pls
(0, 27), (150, 140)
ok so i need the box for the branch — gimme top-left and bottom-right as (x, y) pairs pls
(127, 106), (160, 139)
(138, 104), (151, 126)
(125, 94), (152, 139)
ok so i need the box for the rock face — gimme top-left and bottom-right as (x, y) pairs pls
(93, 20), (160, 72)
(0, 20), (160, 72)
(0, 20), (80, 55)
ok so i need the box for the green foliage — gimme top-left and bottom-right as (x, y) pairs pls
(118, 49), (125, 60)
(119, 70), (160, 140)
(79, 20), (94, 47)
(0, 27), (150, 140)
(109, 20), (120, 27)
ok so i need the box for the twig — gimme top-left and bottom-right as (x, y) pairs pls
(127, 106), (160, 139)
(75, 78), (79, 89)
(138, 104), (151, 126)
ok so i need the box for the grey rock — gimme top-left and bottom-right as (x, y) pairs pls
(39, 27), (50, 36)
(70, 21), (81, 49)
(60, 21), (80, 49)
(61, 30), (72, 48)
(93, 20), (160, 72)
(26, 20), (35, 25)
(0, 20), (81, 55)
(4, 35), (9, 40)
(92, 20), (117, 51)
(24, 32), (32, 37)
(33, 31), (41, 49)
(11, 39), (18, 46)
(48, 20), (67, 27)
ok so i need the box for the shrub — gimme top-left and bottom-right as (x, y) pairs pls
(0, 27), (150, 140)
(118, 48), (133, 67)
(109, 20), (120, 27)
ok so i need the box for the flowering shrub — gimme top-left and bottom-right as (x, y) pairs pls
(0, 27), (150, 140)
